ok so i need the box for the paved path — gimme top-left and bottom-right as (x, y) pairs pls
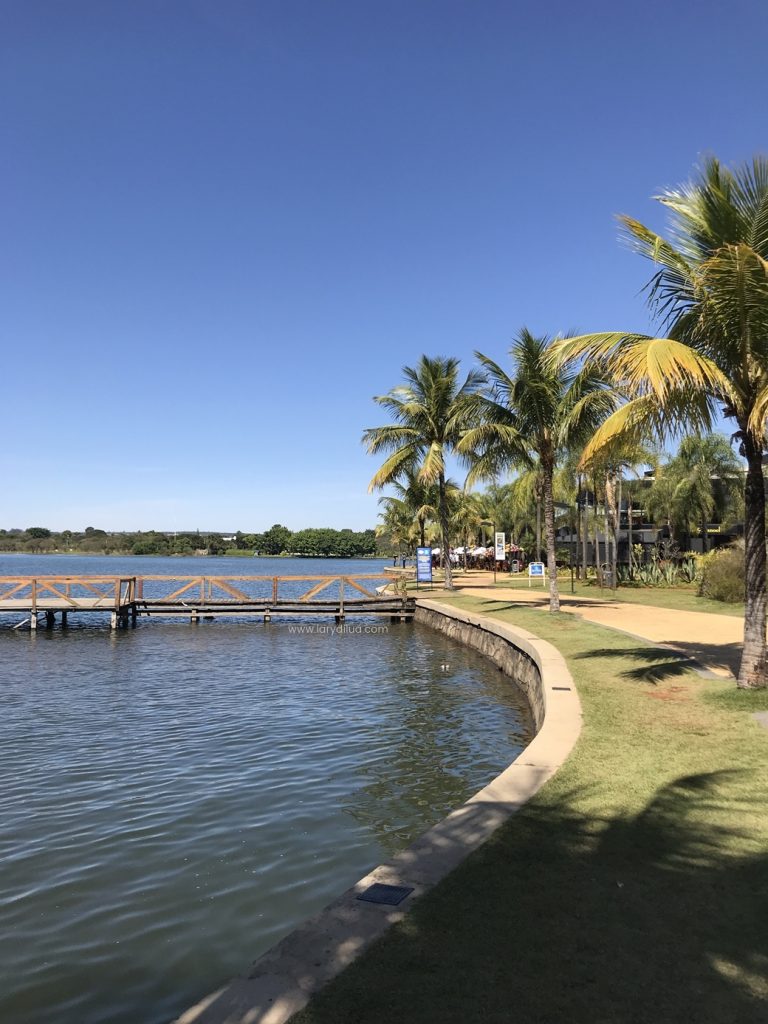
(449, 578), (744, 678)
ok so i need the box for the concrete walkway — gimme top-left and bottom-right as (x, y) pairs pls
(449, 577), (744, 678)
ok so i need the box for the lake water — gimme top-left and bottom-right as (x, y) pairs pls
(0, 556), (533, 1024)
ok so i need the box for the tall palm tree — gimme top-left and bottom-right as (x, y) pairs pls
(363, 356), (484, 590)
(556, 157), (768, 687)
(460, 329), (616, 612)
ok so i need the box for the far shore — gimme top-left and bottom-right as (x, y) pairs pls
(0, 551), (388, 559)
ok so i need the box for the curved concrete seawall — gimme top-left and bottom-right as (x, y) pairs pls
(175, 600), (582, 1024)
(414, 602), (547, 729)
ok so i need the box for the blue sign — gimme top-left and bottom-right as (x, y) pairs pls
(528, 561), (545, 577)
(416, 547), (433, 583)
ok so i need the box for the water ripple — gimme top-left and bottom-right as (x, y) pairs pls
(0, 618), (531, 1024)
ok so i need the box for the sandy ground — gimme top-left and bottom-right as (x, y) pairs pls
(442, 574), (745, 678)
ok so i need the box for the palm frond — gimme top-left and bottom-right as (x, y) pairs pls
(419, 441), (445, 483)
(362, 424), (421, 455)
(554, 332), (730, 405)
(368, 445), (419, 492)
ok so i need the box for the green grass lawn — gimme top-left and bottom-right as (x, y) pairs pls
(488, 575), (746, 616)
(292, 595), (768, 1024)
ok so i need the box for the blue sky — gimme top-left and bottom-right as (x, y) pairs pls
(2, 0), (766, 532)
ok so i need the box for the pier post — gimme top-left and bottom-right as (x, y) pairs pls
(110, 611), (118, 630)
(30, 613), (37, 631)
(45, 611), (55, 629)
(61, 611), (68, 627)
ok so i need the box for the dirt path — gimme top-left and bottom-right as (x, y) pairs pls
(447, 578), (744, 678)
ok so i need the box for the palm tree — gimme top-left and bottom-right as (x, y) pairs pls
(375, 496), (418, 562)
(666, 434), (743, 552)
(506, 469), (543, 558)
(476, 482), (516, 538)
(556, 157), (768, 687)
(460, 329), (616, 612)
(363, 356), (484, 590)
(451, 490), (484, 569)
(383, 469), (462, 550)
(619, 443), (659, 579)
(582, 437), (656, 588)
(645, 463), (680, 546)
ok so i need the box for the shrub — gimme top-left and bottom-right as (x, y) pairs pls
(698, 543), (744, 603)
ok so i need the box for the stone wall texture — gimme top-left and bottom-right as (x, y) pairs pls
(414, 603), (546, 729)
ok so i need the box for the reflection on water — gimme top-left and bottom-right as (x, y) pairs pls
(0, 557), (532, 1024)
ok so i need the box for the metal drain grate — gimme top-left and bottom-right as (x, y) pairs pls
(356, 883), (414, 906)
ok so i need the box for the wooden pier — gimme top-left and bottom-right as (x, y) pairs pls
(0, 575), (413, 629)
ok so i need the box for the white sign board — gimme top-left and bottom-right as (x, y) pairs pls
(494, 531), (505, 561)
(528, 561), (546, 587)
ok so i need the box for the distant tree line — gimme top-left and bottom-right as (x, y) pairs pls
(238, 525), (377, 557)
(0, 524), (379, 558)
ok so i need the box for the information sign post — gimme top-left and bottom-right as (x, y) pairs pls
(416, 547), (433, 589)
(528, 561), (546, 588)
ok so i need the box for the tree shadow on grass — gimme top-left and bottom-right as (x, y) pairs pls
(661, 639), (742, 678)
(292, 770), (768, 1024)
(470, 597), (617, 612)
(573, 645), (700, 685)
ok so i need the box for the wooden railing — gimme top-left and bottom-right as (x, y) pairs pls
(0, 575), (393, 610)
(0, 576), (136, 610)
(134, 577), (391, 606)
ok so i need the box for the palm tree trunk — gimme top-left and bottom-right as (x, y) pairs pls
(592, 476), (601, 580)
(575, 474), (581, 580)
(438, 473), (454, 591)
(575, 475), (582, 580)
(607, 471), (618, 590)
(627, 483), (634, 580)
(739, 437), (767, 688)
(614, 474), (621, 589)
(535, 496), (542, 563)
(543, 460), (560, 613)
(582, 488), (589, 580)
(605, 470), (616, 589)
(701, 514), (709, 554)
